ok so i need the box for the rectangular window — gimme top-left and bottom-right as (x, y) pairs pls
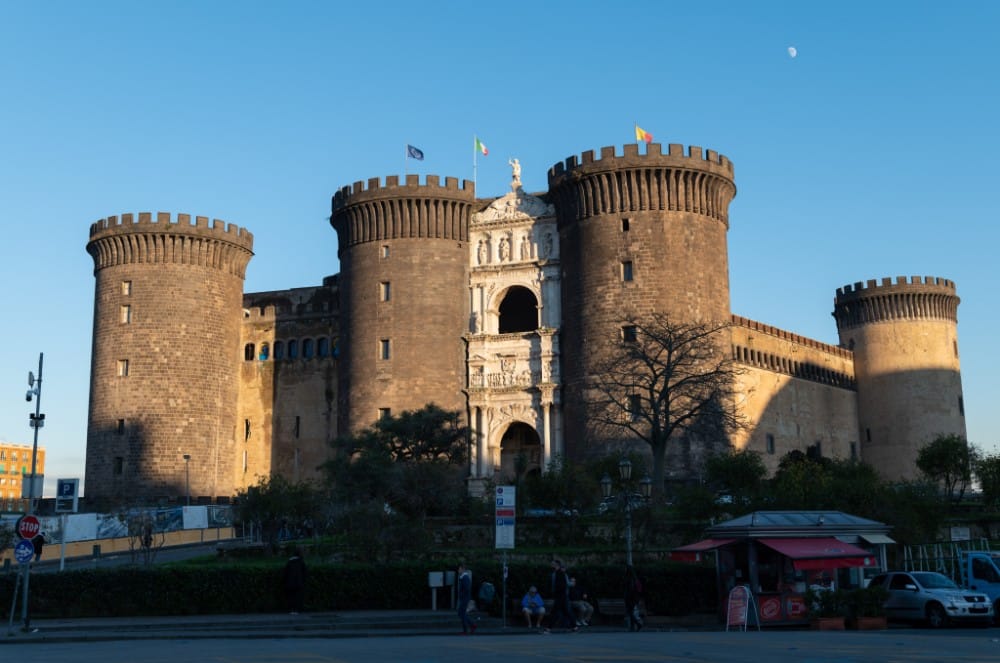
(621, 325), (637, 342)
(850, 442), (858, 460)
(120, 305), (131, 324)
(243, 450), (248, 473)
(381, 245), (390, 258)
(621, 260), (634, 282)
(117, 419), (125, 435)
(622, 218), (630, 232)
(245, 419), (251, 440)
(378, 408), (391, 420)
(121, 281), (132, 296)
(766, 433), (775, 455)
(627, 395), (641, 421)
(113, 457), (124, 476)
(380, 339), (391, 360)
(117, 359), (129, 377)
(294, 416), (301, 439)
(380, 281), (391, 302)
(958, 396), (965, 416)
(866, 428), (871, 443)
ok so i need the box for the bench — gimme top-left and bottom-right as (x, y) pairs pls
(597, 598), (646, 625)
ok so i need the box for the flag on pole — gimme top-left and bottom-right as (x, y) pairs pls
(634, 125), (653, 144)
(406, 144), (424, 161)
(474, 136), (488, 156)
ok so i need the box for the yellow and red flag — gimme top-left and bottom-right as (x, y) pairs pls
(634, 125), (653, 144)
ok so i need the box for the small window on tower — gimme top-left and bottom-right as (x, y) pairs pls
(294, 416), (301, 439)
(622, 218), (631, 232)
(621, 260), (634, 282)
(766, 433), (775, 455)
(958, 396), (965, 416)
(117, 419), (126, 435)
(117, 359), (129, 377)
(621, 325), (637, 342)
(381, 245), (390, 258)
(120, 305), (131, 324)
(380, 282), (391, 302)
(121, 281), (132, 296)
(627, 395), (641, 421)
(244, 343), (255, 361)
(378, 408), (391, 420)
(380, 339), (391, 360)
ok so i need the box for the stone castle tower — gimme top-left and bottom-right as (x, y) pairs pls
(82, 141), (967, 503)
(833, 276), (966, 479)
(85, 213), (254, 501)
(330, 175), (474, 433)
(548, 144), (737, 460)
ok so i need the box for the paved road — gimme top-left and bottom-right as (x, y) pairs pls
(4, 629), (1000, 662)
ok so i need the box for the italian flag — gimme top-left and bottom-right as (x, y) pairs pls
(474, 136), (488, 156)
(635, 125), (653, 144)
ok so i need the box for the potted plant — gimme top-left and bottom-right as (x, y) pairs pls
(844, 584), (889, 630)
(805, 587), (847, 630)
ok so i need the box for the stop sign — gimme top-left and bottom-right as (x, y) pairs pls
(17, 514), (40, 540)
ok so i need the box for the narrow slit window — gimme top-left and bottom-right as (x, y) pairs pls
(380, 282), (391, 302)
(117, 359), (129, 377)
(622, 218), (630, 232)
(380, 339), (391, 360)
(766, 433), (775, 455)
(621, 260), (634, 282)
(378, 408), (391, 420)
(121, 281), (132, 296)
(120, 305), (131, 324)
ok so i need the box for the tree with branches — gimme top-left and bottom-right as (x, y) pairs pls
(587, 313), (745, 496)
(916, 434), (979, 503)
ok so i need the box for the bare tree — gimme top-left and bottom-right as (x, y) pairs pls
(587, 314), (745, 496)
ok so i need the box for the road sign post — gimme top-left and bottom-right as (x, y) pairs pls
(17, 515), (40, 541)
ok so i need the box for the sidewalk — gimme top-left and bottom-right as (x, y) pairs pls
(3, 610), (720, 644)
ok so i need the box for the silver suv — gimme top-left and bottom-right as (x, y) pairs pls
(869, 571), (993, 628)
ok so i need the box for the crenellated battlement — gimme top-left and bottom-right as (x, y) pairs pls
(547, 143), (736, 225)
(331, 175), (474, 248)
(87, 212), (255, 278)
(332, 174), (475, 211)
(548, 142), (734, 179)
(242, 305), (277, 322)
(731, 315), (853, 359)
(89, 212), (254, 249)
(835, 275), (956, 297)
(833, 275), (960, 331)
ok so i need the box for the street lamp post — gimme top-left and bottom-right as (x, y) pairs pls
(183, 454), (191, 506)
(20, 352), (44, 632)
(601, 458), (653, 567)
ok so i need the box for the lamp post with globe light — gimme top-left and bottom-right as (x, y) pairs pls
(600, 458), (652, 566)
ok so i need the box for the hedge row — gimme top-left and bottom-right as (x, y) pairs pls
(0, 558), (717, 619)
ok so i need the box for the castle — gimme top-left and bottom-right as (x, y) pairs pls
(83, 142), (967, 503)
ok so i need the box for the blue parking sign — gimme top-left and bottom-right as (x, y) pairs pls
(14, 539), (34, 564)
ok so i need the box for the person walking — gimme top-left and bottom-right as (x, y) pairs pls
(283, 546), (307, 614)
(624, 564), (644, 631)
(457, 563), (476, 634)
(545, 559), (577, 633)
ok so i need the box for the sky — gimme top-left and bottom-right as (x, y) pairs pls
(0, 1), (997, 497)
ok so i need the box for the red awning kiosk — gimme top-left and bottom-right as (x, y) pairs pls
(670, 511), (892, 626)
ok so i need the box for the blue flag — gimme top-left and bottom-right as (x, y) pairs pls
(407, 144), (424, 161)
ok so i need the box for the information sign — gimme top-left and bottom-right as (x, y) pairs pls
(495, 486), (516, 550)
(14, 539), (34, 564)
(55, 478), (80, 513)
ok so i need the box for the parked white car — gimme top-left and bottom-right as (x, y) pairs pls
(868, 571), (994, 628)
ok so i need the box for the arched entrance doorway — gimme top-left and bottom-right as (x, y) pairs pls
(499, 421), (542, 479)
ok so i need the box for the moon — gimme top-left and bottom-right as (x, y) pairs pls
(788, 46), (798, 58)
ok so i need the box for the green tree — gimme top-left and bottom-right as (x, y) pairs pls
(321, 404), (469, 519)
(704, 448), (767, 507)
(975, 453), (1000, 507)
(233, 475), (323, 551)
(916, 434), (978, 502)
(587, 314), (745, 497)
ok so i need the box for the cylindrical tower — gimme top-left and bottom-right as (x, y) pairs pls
(833, 276), (965, 480)
(547, 143), (737, 456)
(85, 212), (254, 503)
(330, 174), (474, 433)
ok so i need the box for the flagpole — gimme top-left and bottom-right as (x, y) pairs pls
(473, 135), (478, 194)
(404, 144), (409, 176)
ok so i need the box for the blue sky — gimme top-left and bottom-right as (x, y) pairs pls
(1, 1), (997, 496)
